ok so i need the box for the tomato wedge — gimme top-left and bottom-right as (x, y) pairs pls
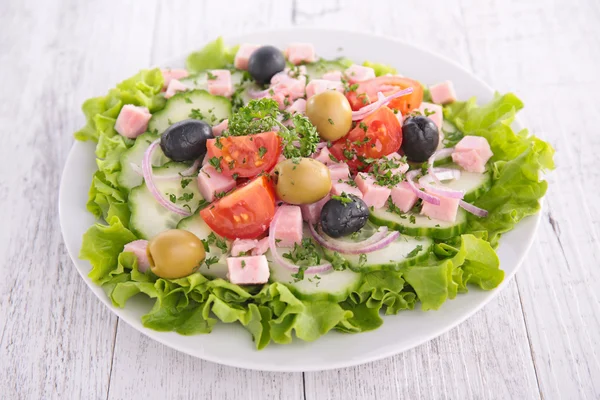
(206, 131), (281, 178)
(200, 175), (276, 239)
(330, 107), (402, 172)
(346, 76), (423, 115)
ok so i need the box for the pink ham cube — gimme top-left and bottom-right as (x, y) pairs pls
(452, 136), (493, 173)
(321, 70), (343, 81)
(430, 81), (457, 105)
(305, 79), (344, 98)
(123, 240), (151, 272)
(227, 255), (270, 285)
(420, 191), (460, 222)
(390, 182), (418, 213)
(114, 105), (152, 139)
(285, 43), (317, 65)
(197, 165), (236, 203)
(331, 182), (363, 199)
(161, 68), (189, 90)
(381, 152), (409, 175)
(418, 102), (443, 129)
(355, 173), (391, 209)
(300, 194), (330, 225)
(252, 237), (270, 256)
(272, 205), (303, 247)
(328, 163), (350, 181)
(344, 64), (376, 83)
(231, 239), (259, 256)
(286, 98), (306, 115)
(234, 44), (259, 70)
(164, 79), (188, 99)
(313, 147), (337, 165)
(207, 69), (233, 97)
(212, 119), (228, 136)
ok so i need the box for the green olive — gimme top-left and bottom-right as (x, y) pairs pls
(274, 158), (331, 204)
(147, 229), (206, 279)
(306, 90), (353, 142)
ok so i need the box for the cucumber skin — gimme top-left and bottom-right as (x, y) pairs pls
(368, 210), (468, 240)
(322, 242), (433, 273)
(463, 170), (492, 203)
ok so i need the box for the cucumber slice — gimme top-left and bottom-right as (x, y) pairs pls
(369, 208), (467, 240)
(267, 249), (361, 302)
(128, 164), (203, 239)
(117, 132), (169, 192)
(322, 236), (433, 272)
(303, 59), (351, 80)
(148, 89), (232, 135)
(177, 215), (230, 279)
(437, 164), (492, 202)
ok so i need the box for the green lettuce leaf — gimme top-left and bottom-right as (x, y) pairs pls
(186, 37), (239, 74)
(362, 61), (397, 76)
(444, 93), (555, 246)
(80, 217), (137, 284)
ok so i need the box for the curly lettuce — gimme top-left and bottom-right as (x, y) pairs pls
(186, 37), (239, 74)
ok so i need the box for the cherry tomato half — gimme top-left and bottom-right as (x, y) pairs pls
(346, 76), (424, 115)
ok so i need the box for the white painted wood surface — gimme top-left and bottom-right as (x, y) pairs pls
(0, 0), (598, 399)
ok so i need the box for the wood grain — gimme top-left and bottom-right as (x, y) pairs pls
(1, 0), (598, 399)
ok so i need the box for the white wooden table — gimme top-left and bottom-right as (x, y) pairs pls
(1, 0), (599, 398)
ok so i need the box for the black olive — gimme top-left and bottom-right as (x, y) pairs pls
(320, 195), (369, 238)
(247, 46), (286, 85)
(160, 119), (213, 162)
(401, 116), (440, 162)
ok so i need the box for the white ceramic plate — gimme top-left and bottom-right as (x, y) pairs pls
(59, 29), (541, 372)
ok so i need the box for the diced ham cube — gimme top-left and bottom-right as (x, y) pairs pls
(252, 237), (270, 256)
(234, 44), (260, 70)
(390, 182), (418, 213)
(305, 79), (344, 98)
(164, 79), (188, 99)
(420, 191), (460, 222)
(429, 80), (457, 105)
(300, 194), (330, 224)
(418, 102), (443, 129)
(271, 72), (307, 101)
(197, 165), (236, 203)
(272, 205), (303, 247)
(355, 173), (391, 209)
(207, 69), (233, 97)
(331, 182), (363, 199)
(381, 152), (409, 174)
(344, 64), (376, 83)
(313, 147), (337, 165)
(123, 240), (150, 272)
(452, 136), (493, 173)
(161, 68), (189, 90)
(227, 255), (270, 285)
(328, 163), (350, 181)
(321, 70), (343, 81)
(114, 105), (151, 139)
(212, 119), (228, 136)
(286, 98), (306, 115)
(285, 43), (317, 65)
(231, 239), (259, 257)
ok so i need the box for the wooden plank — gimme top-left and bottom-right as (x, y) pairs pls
(458, 0), (600, 397)
(295, 0), (541, 398)
(105, 2), (304, 400)
(0, 0), (159, 398)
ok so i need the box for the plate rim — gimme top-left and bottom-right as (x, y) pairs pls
(59, 27), (543, 372)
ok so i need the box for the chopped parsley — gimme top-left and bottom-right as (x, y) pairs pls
(189, 108), (205, 120)
(184, 97), (193, 104)
(206, 232), (228, 253)
(359, 122), (368, 132)
(405, 245), (423, 258)
(358, 253), (368, 267)
(331, 192), (353, 205)
(180, 179), (192, 189)
(166, 193), (176, 203)
(208, 156), (223, 172)
(214, 137), (223, 149)
(241, 260), (247, 268)
(283, 238), (323, 282)
(258, 146), (267, 158)
(328, 153), (339, 163)
(177, 192), (194, 202)
(204, 256), (219, 268)
(329, 251), (348, 271)
(206, 71), (217, 80)
(328, 118), (335, 125)
(386, 197), (407, 218)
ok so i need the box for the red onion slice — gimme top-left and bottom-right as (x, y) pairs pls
(309, 223), (399, 255)
(142, 140), (192, 217)
(131, 158), (201, 180)
(248, 87), (271, 99)
(268, 208), (332, 274)
(459, 200), (489, 217)
(351, 87), (414, 121)
(427, 147), (455, 185)
(418, 174), (464, 199)
(406, 170), (440, 205)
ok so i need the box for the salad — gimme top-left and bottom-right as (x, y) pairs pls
(75, 37), (554, 349)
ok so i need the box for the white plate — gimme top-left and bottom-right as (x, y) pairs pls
(59, 29), (542, 372)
